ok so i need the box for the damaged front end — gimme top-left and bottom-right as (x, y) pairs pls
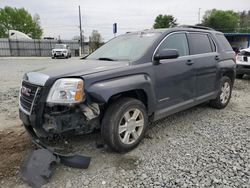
(19, 75), (100, 186)
(19, 76), (102, 138)
(43, 102), (100, 136)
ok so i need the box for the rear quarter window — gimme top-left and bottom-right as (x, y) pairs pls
(216, 34), (233, 51)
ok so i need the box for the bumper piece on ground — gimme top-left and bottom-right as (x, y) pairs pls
(24, 124), (91, 169)
(20, 125), (91, 187)
(20, 149), (58, 188)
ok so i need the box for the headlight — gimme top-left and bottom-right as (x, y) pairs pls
(47, 78), (84, 104)
(52, 50), (55, 53)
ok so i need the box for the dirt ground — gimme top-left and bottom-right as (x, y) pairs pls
(0, 127), (34, 180)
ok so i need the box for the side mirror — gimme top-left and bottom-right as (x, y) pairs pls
(154, 49), (179, 62)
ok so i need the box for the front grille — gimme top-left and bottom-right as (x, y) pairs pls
(20, 81), (41, 115)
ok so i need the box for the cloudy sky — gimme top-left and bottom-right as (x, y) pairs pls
(0, 0), (249, 41)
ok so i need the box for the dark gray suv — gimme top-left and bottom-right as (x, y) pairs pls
(19, 26), (236, 153)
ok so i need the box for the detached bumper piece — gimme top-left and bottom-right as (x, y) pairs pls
(20, 125), (91, 188)
(20, 149), (58, 188)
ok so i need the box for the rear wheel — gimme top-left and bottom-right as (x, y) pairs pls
(210, 76), (232, 109)
(101, 98), (148, 153)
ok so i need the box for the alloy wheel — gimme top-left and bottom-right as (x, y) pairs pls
(220, 81), (231, 104)
(118, 108), (144, 145)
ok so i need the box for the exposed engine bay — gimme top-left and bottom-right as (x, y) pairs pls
(43, 102), (101, 136)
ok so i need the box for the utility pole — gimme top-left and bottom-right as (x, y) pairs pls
(79, 5), (83, 55)
(198, 8), (201, 24)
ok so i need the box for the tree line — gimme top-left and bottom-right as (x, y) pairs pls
(153, 9), (250, 33)
(0, 6), (249, 43)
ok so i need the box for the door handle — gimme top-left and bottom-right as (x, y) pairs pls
(186, 60), (194, 65)
(215, 55), (220, 61)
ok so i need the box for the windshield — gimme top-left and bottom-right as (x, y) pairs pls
(55, 44), (66, 49)
(86, 32), (161, 61)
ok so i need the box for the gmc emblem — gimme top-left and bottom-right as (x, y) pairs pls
(21, 86), (31, 96)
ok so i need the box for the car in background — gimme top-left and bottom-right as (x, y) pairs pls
(51, 44), (71, 59)
(236, 48), (250, 78)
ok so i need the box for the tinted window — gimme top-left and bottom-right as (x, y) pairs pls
(189, 33), (213, 54)
(158, 33), (189, 56)
(216, 34), (233, 51)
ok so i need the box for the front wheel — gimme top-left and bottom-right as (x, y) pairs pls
(209, 76), (232, 109)
(101, 98), (148, 153)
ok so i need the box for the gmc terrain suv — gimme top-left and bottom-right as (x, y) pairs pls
(19, 26), (236, 153)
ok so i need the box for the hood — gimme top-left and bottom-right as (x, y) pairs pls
(42, 59), (129, 77)
(24, 59), (129, 86)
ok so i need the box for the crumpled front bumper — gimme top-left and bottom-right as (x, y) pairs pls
(19, 109), (91, 169)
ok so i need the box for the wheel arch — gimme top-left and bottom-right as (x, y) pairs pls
(87, 74), (156, 115)
(222, 69), (235, 85)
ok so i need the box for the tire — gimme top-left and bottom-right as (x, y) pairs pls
(209, 76), (232, 109)
(101, 97), (148, 153)
(236, 74), (244, 79)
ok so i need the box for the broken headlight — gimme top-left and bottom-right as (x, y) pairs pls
(47, 78), (84, 104)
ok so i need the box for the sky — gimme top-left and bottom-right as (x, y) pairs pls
(0, 0), (249, 41)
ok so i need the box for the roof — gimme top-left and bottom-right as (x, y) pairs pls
(131, 27), (220, 34)
(224, 33), (250, 37)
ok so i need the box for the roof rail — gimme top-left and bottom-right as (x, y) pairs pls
(177, 25), (215, 31)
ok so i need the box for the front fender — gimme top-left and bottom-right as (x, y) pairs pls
(86, 74), (156, 114)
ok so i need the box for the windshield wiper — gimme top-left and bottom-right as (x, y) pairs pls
(98, 57), (115, 61)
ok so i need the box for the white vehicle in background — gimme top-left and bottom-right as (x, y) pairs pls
(52, 44), (71, 59)
(236, 48), (250, 79)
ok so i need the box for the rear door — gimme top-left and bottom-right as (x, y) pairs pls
(187, 33), (218, 98)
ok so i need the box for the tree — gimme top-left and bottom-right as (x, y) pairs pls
(153, 14), (178, 29)
(89, 30), (103, 53)
(202, 9), (239, 32)
(238, 10), (250, 33)
(0, 6), (43, 39)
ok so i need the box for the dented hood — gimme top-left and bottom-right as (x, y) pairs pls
(39, 59), (129, 78)
(24, 59), (129, 86)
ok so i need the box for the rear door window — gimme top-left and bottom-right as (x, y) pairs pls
(189, 33), (214, 55)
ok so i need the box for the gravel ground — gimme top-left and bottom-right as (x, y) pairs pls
(0, 58), (250, 188)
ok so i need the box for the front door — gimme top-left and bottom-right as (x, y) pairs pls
(154, 32), (195, 111)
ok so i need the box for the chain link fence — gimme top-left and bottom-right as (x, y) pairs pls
(0, 38), (84, 57)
